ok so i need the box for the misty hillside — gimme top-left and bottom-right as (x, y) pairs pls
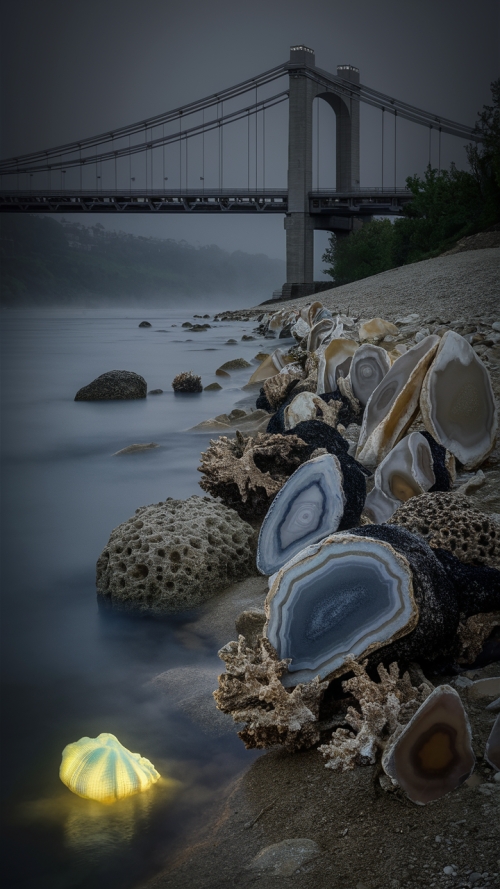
(0, 215), (285, 305)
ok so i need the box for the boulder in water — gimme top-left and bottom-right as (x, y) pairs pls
(75, 370), (147, 401)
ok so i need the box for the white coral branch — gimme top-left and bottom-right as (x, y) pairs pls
(319, 658), (432, 771)
(214, 635), (328, 751)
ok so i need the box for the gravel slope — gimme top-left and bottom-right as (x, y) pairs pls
(252, 248), (500, 319)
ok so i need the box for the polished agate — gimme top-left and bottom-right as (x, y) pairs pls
(420, 330), (498, 470)
(317, 339), (358, 395)
(265, 534), (417, 686)
(364, 433), (435, 522)
(356, 335), (440, 467)
(382, 685), (475, 803)
(307, 318), (335, 353)
(256, 454), (346, 576)
(485, 714), (500, 770)
(349, 343), (391, 406)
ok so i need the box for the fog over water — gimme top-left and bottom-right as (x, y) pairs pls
(0, 306), (270, 888)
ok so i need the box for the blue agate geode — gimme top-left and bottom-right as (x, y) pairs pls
(256, 454), (346, 576)
(266, 534), (419, 686)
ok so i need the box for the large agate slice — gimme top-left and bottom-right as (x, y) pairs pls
(485, 714), (500, 770)
(364, 432), (435, 523)
(256, 454), (346, 576)
(317, 339), (358, 395)
(382, 686), (475, 803)
(356, 336), (440, 467)
(349, 343), (391, 406)
(358, 317), (398, 342)
(420, 330), (498, 470)
(265, 534), (418, 686)
(60, 732), (160, 804)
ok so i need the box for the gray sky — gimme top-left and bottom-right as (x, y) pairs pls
(1, 0), (499, 270)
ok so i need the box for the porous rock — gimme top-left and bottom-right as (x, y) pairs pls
(263, 372), (301, 410)
(214, 635), (328, 751)
(319, 658), (433, 771)
(96, 495), (257, 612)
(457, 611), (500, 664)
(388, 492), (500, 570)
(198, 431), (312, 520)
(172, 371), (202, 393)
(75, 370), (147, 401)
(217, 358), (252, 372)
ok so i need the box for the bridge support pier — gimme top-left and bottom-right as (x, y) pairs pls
(279, 45), (360, 301)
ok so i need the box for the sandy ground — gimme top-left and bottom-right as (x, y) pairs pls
(142, 247), (500, 889)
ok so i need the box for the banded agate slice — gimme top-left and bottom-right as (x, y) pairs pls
(349, 343), (391, 406)
(256, 454), (346, 576)
(356, 335), (440, 467)
(420, 330), (498, 470)
(265, 534), (418, 686)
(382, 685), (475, 803)
(364, 432), (435, 523)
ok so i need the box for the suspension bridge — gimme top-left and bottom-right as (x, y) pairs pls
(0, 45), (482, 299)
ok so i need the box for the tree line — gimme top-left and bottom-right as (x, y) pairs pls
(322, 80), (500, 286)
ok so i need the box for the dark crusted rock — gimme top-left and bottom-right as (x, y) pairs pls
(172, 371), (203, 393)
(433, 547), (500, 616)
(148, 389), (163, 395)
(420, 431), (453, 492)
(266, 390), (361, 436)
(352, 524), (459, 667)
(138, 321), (152, 327)
(75, 370), (147, 401)
(256, 388), (273, 413)
(284, 420), (368, 530)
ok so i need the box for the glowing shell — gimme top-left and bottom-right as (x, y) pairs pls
(59, 732), (160, 804)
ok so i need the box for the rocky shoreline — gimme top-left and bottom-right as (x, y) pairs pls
(138, 246), (500, 889)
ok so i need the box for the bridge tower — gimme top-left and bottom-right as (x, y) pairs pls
(283, 45), (361, 300)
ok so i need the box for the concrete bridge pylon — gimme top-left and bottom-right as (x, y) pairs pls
(283, 45), (362, 300)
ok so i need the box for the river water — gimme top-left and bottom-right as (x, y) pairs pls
(0, 306), (276, 889)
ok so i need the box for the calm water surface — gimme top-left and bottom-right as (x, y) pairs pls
(0, 307), (276, 888)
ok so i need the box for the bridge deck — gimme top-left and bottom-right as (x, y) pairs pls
(0, 187), (412, 215)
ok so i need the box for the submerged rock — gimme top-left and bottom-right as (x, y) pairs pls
(138, 321), (152, 328)
(75, 370), (147, 401)
(96, 495), (257, 613)
(113, 442), (159, 456)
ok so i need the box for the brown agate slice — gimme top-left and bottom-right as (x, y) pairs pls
(420, 330), (498, 470)
(485, 714), (500, 770)
(382, 685), (475, 803)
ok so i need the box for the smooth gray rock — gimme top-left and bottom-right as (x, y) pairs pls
(248, 839), (321, 875)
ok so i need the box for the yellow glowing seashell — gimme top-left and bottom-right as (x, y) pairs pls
(59, 732), (160, 804)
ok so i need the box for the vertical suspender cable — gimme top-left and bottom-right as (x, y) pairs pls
(428, 125), (432, 168)
(394, 110), (397, 190)
(202, 108), (204, 190)
(151, 128), (154, 190)
(381, 107), (384, 191)
(221, 101), (223, 189)
(80, 147), (82, 191)
(263, 105), (265, 191)
(129, 135), (131, 187)
(179, 113), (182, 193)
(255, 84), (258, 189)
(186, 132), (188, 190)
(438, 127), (441, 173)
(247, 111), (250, 191)
(317, 99), (319, 190)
